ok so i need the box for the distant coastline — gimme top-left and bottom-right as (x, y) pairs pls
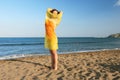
(107, 33), (120, 38)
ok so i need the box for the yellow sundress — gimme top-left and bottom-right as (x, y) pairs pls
(44, 8), (63, 50)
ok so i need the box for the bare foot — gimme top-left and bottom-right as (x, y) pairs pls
(53, 67), (57, 70)
(51, 66), (57, 70)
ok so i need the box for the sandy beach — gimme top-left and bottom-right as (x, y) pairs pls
(0, 50), (120, 80)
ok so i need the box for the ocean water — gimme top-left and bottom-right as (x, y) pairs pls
(0, 37), (120, 59)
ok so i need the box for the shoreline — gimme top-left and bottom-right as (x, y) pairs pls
(0, 48), (120, 60)
(0, 49), (120, 80)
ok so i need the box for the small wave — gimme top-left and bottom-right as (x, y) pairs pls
(59, 41), (99, 44)
(0, 48), (120, 60)
(58, 48), (120, 54)
(0, 53), (48, 60)
(0, 42), (99, 46)
(0, 43), (44, 46)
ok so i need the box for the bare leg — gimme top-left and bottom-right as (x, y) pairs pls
(49, 50), (58, 70)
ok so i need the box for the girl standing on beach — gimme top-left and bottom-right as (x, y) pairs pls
(45, 8), (63, 70)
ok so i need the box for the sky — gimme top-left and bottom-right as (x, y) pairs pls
(0, 0), (120, 37)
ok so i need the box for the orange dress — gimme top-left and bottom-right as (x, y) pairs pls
(45, 8), (63, 50)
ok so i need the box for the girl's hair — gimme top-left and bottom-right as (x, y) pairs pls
(50, 9), (60, 14)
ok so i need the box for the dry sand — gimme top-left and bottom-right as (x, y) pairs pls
(0, 50), (120, 80)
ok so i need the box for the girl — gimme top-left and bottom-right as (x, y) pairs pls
(45, 8), (63, 70)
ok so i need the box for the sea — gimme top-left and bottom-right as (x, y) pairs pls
(0, 37), (120, 60)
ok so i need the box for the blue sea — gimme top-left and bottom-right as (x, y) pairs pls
(0, 37), (120, 60)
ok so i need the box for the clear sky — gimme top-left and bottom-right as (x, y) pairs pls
(0, 0), (120, 37)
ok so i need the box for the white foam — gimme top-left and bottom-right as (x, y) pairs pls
(0, 53), (48, 60)
(0, 48), (120, 60)
(59, 48), (120, 54)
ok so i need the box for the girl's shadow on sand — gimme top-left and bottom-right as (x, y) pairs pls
(7, 59), (51, 69)
(100, 63), (120, 72)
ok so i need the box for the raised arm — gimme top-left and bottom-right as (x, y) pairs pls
(56, 11), (63, 26)
(46, 8), (53, 19)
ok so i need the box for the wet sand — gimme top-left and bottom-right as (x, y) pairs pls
(0, 50), (120, 80)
